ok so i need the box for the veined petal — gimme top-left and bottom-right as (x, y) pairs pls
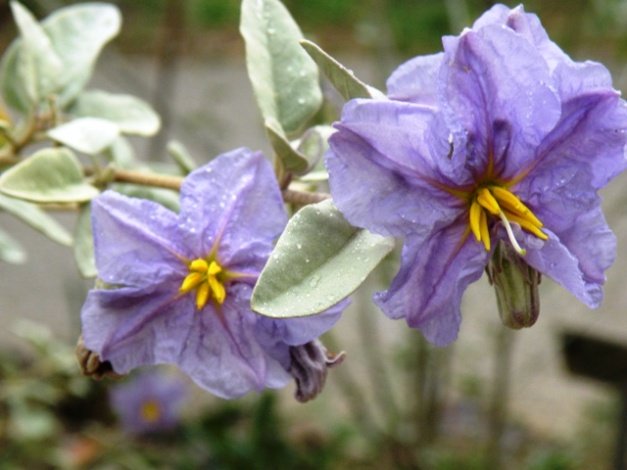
(176, 284), (291, 397)
(441, 25), (561, 179)
(386, 53), (443, 105)
(326, 126), (460, 239)
(179, 148), (287, 265)
(375, 224), (488, 346)
(522, 90), (627, 190)
(91, 191), (187, 287)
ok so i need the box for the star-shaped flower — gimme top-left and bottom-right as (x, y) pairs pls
(81, 148), (342, 398)
(326, 4), (627, 345)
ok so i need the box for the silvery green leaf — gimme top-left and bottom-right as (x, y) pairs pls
(296, 125), (334, 167)
(42, 3), (121, 107)
(300, 40), (384, 100)
(0, 227), (26, 264)
(105, 137), (136, 169)
(240, 0), (322, 136)
(252, 199), (395, 317)
(0, 3), (121, 112)
(167, 140), (196, 174)
(48, 117), (120, 155)
(0, 147), (99, 203)
(71, 90), (160, 136)
(265, 117), (311, 174)
(6, 2), (63, 109)
(0, 193), (72, 246)
(74, 203), (96, 278)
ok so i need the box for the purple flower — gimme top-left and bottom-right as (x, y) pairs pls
(326, 4), (627, 345)
(110, 371), (186, 435)
(81, 148), (341, 398)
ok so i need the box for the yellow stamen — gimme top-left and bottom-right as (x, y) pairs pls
(196, 282), (210, 310)
(469, 201), (482, 242)
(189, 258), (209, 272)
(179, 257), (228, 309)
(208, 260), (222, 276)
(491, 186), (543, 227)
(468, 185), (546, 254)
(179, 272), (204, 293)
(504, 211), (548, 240)
(479, 209), (490, 251)
(209, 276), (226, 305)
(477, 187), (500, 215)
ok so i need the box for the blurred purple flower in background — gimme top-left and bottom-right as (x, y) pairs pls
(110, 371), (186, 436)
(327, 4), (627, 345)
(81, 149), (342, 399)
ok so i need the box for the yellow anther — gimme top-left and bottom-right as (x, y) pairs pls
(180, 257), (228, 309)
(196, 282), (210, 310)
(179, 272), (204, 293)
(479, 209), (490, 251)
(189, 258), (209, 272)
(477, 188), (500, 215)
(491, 186), (543, 228)
(208, 260), (222, 276)
(504, 211), (548, 240)
(209, 276), (226, 305)
(469, 201), (482, 242)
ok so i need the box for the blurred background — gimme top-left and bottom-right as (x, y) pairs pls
(2, 0), (627, 468)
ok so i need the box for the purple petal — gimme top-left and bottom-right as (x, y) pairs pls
(520, 90), (627, 189)
(255, 299), (347, 367)
(326, 121), (459, 236)
(524, 230), (606, 308)
(179, 148), (287, 266)
(375, 224), (487, 346)
(386, 53), (443, 105)
(91, 192), (187, 287)
(441, 25), (561, 179)
(82, 283), (291, 398)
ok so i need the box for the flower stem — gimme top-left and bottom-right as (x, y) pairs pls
(281, 188), (329, 205)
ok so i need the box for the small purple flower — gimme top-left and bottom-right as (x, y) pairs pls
(110, 371), (186, 435)
(81, 148), (342, 398)
(327, 4), (627, 345)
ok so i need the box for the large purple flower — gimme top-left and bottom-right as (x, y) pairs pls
(326, 4), (627, 345)
(81, 148), (342, 399)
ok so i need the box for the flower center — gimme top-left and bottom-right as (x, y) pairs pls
(179, 258), (227, 310)
(468, 185), (547, 254)
(140, 399), (161, 423)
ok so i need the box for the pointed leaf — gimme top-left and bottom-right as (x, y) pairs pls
(167, 140), (196, 174)
(0, 227), (26, 264)
(0, 147), (99, 203)
(5, 2), (63, 110)
(252, 199), (395, 318)
(48, 117), (120, 155)
(42, 3), (121, 107)
(74, 203), (96, 277)
(300, 40), (383, 100)
(240, 0), (322, 135)
(0, 193), (72, 246)
(71, 90), (160, 136)
(0, 3), (121, 112)
(265, 117), (311, 174)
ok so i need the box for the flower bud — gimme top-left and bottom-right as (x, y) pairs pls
(487, 240), (541, 329)
(75, 335), (122, 380)
(288, 339), (345, 403)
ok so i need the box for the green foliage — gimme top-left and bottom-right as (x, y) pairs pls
(0, 147), (99, 203)
(252, 199), (395, 318)
(300, 39), (382, 100)
(240, 0), (323, 137)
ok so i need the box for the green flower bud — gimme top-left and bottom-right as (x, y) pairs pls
(487, 240), (541, 329)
